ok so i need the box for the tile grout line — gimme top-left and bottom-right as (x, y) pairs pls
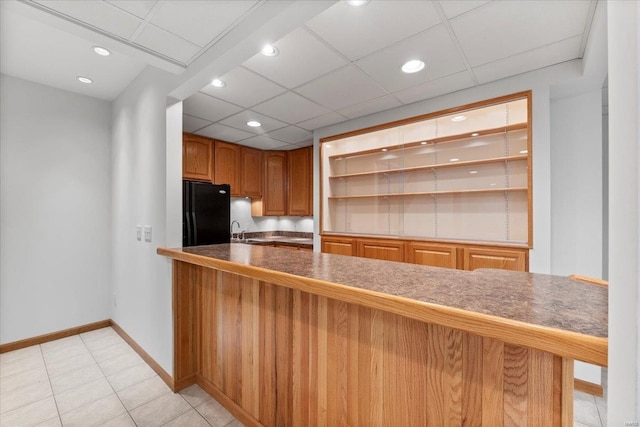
(39, 344), (63, 427)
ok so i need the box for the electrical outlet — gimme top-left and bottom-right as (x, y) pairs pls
(144, 226), (152, 242)
(136, 225), (142, 241)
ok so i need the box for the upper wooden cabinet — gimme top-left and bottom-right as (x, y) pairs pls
(240, 147), (262, 198)
(263, 151), (287, 216)
(287, 147), (313, 216)
(214, 141), (240, 196)
(183, 133), (213, 181)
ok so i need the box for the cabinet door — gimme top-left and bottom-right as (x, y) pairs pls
(321, 237), (355, 256)
(357, 239), (405, 262)
(240, 147), (262, 197)
(463, 247), (527, 272)
(183, 133), (212, 181)
(288, 146), (312, 216)
(263, 151), (287, 216)
(214, 141), (240, 195)
(406, 242), (457, 269)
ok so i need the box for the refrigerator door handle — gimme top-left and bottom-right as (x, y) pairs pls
(191, 212), (197, 245)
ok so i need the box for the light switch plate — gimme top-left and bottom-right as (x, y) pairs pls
(136, 225), (142, 241)
(144, 226), (152, 242)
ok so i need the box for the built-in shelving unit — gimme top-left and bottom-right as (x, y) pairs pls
(320, 92), (532, 247)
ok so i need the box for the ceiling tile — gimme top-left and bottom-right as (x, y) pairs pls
(473, 35), (583, 84)
(134, 23), (200, 63)
(339, 95), (402, 120)
(33, 0), (142, 39)
(296, 65), (387, 111)
(451, 0), (592, 67)
(265, 126), (313, 144)
(253, 92), (330, 124)
(219, 110), (288, 134)
(243, 27), (348, 89)
(306, 0), (440, 61)
(149, 1), (258, 47)
(182, 114), (212, 133)
(238, 135), (292, 150)
(393, 71), (475, 104)
(296, 112), (348, 131)
(199, 67), (286, 108)
(106, 1), (157, 19)
(292, 140), (313, 148)
(438, 0), (491, 19)
(273, 143), (302, 151)
(183, 93), (243, 122)
(195, 123), (254, 142)
(0, 7), (145, 101)
(356, 25), (466, 93)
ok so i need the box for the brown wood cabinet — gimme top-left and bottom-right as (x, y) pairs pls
(239, 146), (262, 197)
(262, 151), (287, 216)
(406, 242), (457, 269)
(183, 133), (213, 181)
(463, 247), (528, 271)
(214, 140), (240, 195)
(287, 146), (313, 216)
(322, 235), (529, 272)
(321, 236), (356, 256)
(357, 238), (405, 262)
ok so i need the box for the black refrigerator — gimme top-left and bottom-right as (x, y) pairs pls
(183, 181), (231, 247)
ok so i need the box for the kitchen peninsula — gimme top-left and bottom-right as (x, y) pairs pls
(157, 244), (607, 426)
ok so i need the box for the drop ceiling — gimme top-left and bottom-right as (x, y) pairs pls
(0, 0), (598, 150)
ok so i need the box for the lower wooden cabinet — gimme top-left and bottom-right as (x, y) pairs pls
(321, 236), (356, 256)
(406, 242), (457, 269)
(357, 239), (404, 262)
(321, 235), (529, 272)
(463, 247), (528, 271)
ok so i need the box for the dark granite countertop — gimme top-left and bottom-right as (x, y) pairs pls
(158, 243), (608, 365)
(231, 231), (313, 249)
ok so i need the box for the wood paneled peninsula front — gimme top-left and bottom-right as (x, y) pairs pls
(157, 244), (607, 427)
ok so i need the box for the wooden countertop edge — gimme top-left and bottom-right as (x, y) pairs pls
(157, 247), (607, 367)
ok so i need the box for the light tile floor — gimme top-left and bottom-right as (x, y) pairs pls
(0, 327), (241, 427)
(1, 326), (607, 427)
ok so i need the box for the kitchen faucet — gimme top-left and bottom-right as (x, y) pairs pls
(230, 220), (240, 239)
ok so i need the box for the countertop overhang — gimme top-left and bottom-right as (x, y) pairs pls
(157, 243), (608, 366)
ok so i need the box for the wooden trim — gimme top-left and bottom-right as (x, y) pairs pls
(197, 374), (262, 427)
(110, 320), (175, 391)
(0, 319), (111, 353)
(158, 248), (607, 366)
(320, 91), (532, 143)
(569, 275), (609, 288)
(574, 378), (604, 397)
(527, 92), (533, 248)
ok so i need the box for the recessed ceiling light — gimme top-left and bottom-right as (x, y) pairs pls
(471, 132), (479, 137)
(401, 59), (425, 74)
(449, 158), (459, 162)
(93, 46), (110, 56)
(77, 76), (93, 84)
(247, 120), (262, 127)
(451, 115), (467, 122)
(347, 0), (369, 6)
(469, 170), (478, 174)
(520, 149), (528, 154)
(420, 141), (427, 145)
(211, 79), (226, 88)
(261, 44), (278, 57)
(381, 148), (388, 152)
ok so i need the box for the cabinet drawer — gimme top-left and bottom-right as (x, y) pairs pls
(463, 247), (527, 272)
(406, 243), (457, 269)
(322, 237), (355, 256)
(357, 239), (404, 262)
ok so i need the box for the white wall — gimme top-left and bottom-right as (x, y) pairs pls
(608, 0), (640, 420)
(0, 74), (112, 343)
(550, 89), (604, 386)
(230, 198), (313, 234)
(111, 67), (175, 372)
